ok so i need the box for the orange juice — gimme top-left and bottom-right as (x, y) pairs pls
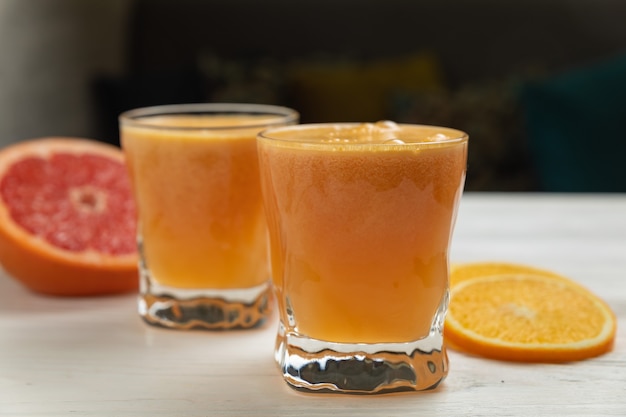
(258, 123), (468, 343)
(122, 114), (287, 289)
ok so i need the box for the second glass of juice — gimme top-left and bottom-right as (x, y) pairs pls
(258, 121), (468, 393)
(120, 103), (299, 330)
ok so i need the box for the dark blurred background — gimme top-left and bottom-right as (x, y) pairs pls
(1, 0), (625, 192)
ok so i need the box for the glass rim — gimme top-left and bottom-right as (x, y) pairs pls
(119, 103), (299, 131)
(258, 122), (469, 147)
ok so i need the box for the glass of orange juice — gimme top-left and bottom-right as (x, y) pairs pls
(257, 121), (468, 393)
(119, 103), (299, 330)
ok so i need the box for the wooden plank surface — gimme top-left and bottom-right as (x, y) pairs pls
(1, 193), (625, 416)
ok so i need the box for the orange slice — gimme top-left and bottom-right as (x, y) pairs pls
(445, 273), (616, 362)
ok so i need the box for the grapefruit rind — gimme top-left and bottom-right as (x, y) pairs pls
(0, 138), (138, 296)
(445, 273), (617, 362)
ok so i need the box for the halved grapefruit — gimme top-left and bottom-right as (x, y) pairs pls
(0, 137), (138, 296)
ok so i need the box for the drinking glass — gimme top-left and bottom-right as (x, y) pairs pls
(120, 103), (298, 330)
(257, 121), (468, 393)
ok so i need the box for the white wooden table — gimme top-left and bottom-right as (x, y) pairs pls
(1, 193), (625, 416)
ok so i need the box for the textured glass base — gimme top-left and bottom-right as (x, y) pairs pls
(138, 264), (271, 330)
(275, 324), (448, 394)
